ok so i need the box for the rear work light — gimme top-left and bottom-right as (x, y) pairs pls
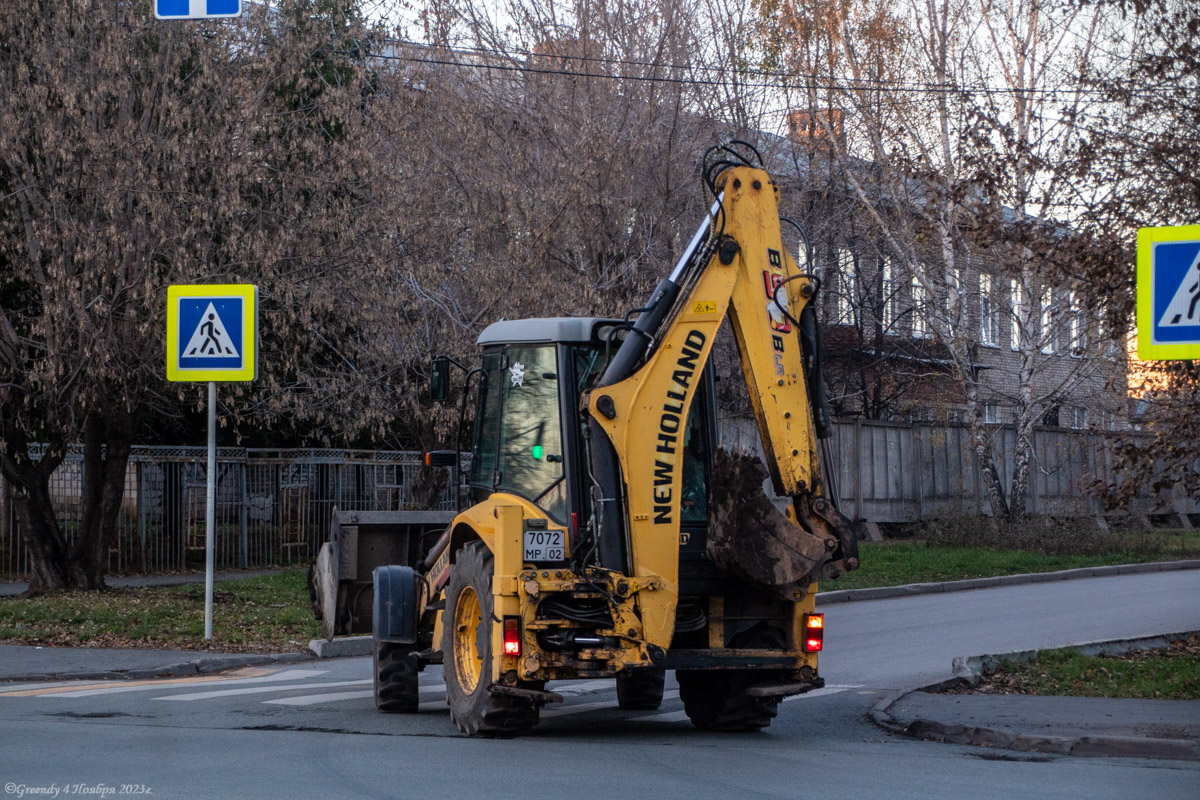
(503, 616), (521, 656)
(802, 613), (824, 653)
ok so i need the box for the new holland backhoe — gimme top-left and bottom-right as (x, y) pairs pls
(310, 142), (860, 735)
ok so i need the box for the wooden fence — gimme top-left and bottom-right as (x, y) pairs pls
(720, 418), (1198, 523)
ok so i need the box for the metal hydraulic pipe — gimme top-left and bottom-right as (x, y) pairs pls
(589, 196), (722, 573)
(668, 197), (723, 283)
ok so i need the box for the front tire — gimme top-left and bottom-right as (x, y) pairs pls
(442, 541), (539, 736)
(373, 640), (419, 713)
(678, 623), (788, 732)
(616, 668), (666, 710)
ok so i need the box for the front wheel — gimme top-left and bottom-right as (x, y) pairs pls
(373, 640), (419, 713)
(678, 623), (788, 731)
(616, 668), (666, 710)
(442, 541), (539, 736)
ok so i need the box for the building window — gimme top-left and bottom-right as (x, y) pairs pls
(881, 256), (898, 331)
(835, 248), (856, 326)
(1040, 287), (1056, 354)
(943, 268), (964, 338)
(911, 276), (931, 338)
(1069, 291), (1087, 356)
(1069, 406), (1087, 429)
(980, 274), (999, 347)
(1041, 404), (1060, 428)
(1010, 279), (1022, 351)
(983, 403), (1000, 424)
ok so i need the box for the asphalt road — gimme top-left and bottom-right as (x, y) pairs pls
(2, 570), (1198, 800)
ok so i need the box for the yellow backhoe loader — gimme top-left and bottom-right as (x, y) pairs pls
(310, 142), (860, 735)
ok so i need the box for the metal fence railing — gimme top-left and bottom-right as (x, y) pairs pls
(0, 448), (457, 581)
(2, 425), (1195, 581)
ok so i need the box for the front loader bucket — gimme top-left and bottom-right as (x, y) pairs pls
(309, 508), (454, 639)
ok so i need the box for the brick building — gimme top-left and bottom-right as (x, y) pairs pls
(763, 138), (1129, 430)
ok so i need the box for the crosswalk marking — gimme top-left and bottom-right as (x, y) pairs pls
(635, 710), (690, 723)
(2, 668), (861, 722)
(633, 685), (860, 723)
(782, 684), (860, 702)
(155, 679), (371, 701)
(265, 681), (448, 707)
(552, 679), (613, 696)
(266, 690), (375, 706)
(542, 690), (680, 719)
(0, 666), (278, 698)
(34, 669), (327, 699)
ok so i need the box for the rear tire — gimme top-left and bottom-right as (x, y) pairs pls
(442, 541), (539, 736)
(678, 624), (788, 732)
(373, 640), (419, 713)
(616, 668), (666, 710)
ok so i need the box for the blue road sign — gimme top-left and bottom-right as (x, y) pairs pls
(167, 285), (258, 382)
(155, 0), (241, 20)
(1137, 225), (1200, 360)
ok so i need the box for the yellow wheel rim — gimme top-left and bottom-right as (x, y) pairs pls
(452, 584), (483, 693)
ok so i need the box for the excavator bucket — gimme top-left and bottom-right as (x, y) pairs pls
(707, 448), (856, 599)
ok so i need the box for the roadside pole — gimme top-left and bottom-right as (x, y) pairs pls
(206, 381), (217, 639)
(167, 284), (258, 642)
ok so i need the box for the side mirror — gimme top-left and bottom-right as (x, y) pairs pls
(430, 357), (450, 402)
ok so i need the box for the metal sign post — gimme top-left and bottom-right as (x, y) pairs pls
(206, 381), (217, 639)
(167, 284), (258, 640)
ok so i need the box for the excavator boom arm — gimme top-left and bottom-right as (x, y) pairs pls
(587, 165), (858, 648)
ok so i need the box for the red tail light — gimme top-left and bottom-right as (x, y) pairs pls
(803, 613), (824, 652)
(503, 616), (521, 656)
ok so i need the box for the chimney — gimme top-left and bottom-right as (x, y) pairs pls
(787, 109), (846, 147)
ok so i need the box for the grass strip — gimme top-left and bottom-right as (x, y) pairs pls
(970, 637), (1200, 700)
(0, 568), (318, 653)
(821, 538), (1200, 592)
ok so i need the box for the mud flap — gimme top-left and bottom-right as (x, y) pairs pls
(373, 565), (419, 644)
(707, 449), (856, 600)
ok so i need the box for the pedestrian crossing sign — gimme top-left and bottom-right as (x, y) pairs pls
(154, 0), (241, 20)
(1137, 225), (1200, 360)
(167, 284), (258, 381)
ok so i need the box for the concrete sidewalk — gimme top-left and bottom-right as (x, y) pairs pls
(0, 643), (312, 683)
(871, 630), (1200, 762)
(880, 691), (1200, 761)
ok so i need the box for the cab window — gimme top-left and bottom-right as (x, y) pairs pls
(496, 346), (566, 521)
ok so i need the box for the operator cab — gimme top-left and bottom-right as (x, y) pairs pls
(467, 318), (716, 582)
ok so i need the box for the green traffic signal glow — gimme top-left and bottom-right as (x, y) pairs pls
(532, 445), (544, 460)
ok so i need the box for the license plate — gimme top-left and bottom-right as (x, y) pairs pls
(523, 529), (566, 562)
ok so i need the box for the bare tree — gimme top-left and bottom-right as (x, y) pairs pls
(752, 0), (1122, 517)
(1078, 0), (1200, 505)
(0, 1), (415, 592)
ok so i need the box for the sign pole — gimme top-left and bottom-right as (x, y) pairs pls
(205, 381), (216, 640)
(167, 283), (257, 643)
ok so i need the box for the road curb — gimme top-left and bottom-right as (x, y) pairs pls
(869, 630), (1200, 761)
(308, 636), (373, 658)
(0, 652), (314, 684)
(818, 558), (1200, 605)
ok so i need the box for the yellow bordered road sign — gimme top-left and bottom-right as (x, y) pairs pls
(167, 284), (258, 381)
(1137, 225), (1200, 361)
